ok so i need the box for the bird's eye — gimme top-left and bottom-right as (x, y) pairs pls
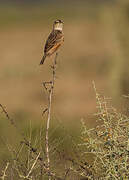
(59, 20), (63, 23)
(54, 20), (63, 24)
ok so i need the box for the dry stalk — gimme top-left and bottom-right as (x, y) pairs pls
(0, 162), (9, 180)
(26, 152), (40, 179)
(43, 53), (58, 179)
(21, 140), (63, 180)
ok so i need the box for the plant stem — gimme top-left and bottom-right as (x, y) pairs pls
(45, 53), (58, 179)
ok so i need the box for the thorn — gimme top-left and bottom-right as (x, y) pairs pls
(42, 108), (48, 116)
(42, 81), (52, 91)
(50, 65), (54, 69)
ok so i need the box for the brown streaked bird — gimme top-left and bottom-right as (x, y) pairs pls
(40, 20), (64, 65)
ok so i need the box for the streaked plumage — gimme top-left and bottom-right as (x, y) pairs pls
(40, 20), (64, 65)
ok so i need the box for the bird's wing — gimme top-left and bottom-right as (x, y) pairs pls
(44, 30), (63, 54)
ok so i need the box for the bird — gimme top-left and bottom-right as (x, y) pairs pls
(40, 19), (64, 65)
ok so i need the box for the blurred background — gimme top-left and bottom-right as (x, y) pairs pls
(0, 0), (129, 159)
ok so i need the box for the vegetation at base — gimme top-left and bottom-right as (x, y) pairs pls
(0, 90), (129, 179)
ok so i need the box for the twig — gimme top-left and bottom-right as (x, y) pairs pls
(42, 108), (48, 116)
(0, 162), (9, 180)
(26, 152), (40, 179)
(64, 168), (70, 180)
(43, 81), (52, 91)
(0, 104), (26, 139)
(0, 104), (16, 127)
(0, 103), (37, 158)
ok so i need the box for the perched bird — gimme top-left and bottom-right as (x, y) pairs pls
(40, 19), (64, 65)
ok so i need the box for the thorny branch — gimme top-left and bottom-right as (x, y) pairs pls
(0, 104), (16, 128)
(0, 104), (34, 150)
(42, 53), (58, 179)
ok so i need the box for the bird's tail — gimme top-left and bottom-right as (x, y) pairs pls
(40, 55), (46, 65)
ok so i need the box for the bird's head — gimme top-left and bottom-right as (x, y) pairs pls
(53, 20), (63, 31)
